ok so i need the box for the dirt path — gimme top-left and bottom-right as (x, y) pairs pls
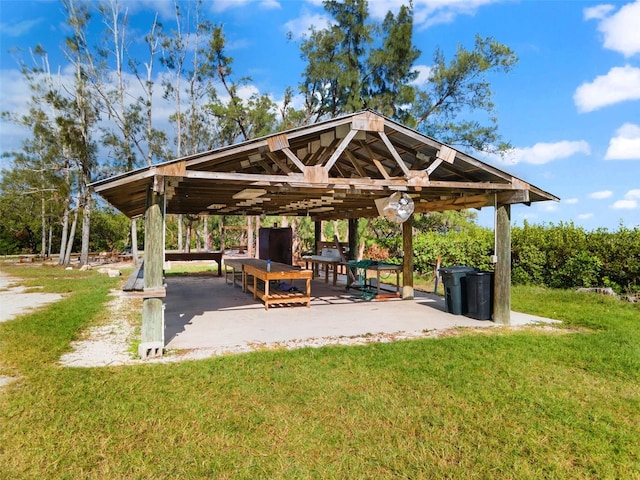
(0, 271), (63, 323)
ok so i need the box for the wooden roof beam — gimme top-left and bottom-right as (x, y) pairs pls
(265, 152), (292, 174)
(377, 130), (411, 177)
(325, 128), (358, 171)
(267, 133), (306, 173)
(281, 147), (306, 172)
(415, 194), (492, 212)
(345, 150), (368, 178)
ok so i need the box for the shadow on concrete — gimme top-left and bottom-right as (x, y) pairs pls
(163, 274), (462, 349)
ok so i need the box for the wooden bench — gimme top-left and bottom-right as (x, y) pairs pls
(122, 261), (166, 298)
(164, 251), (223, 276)
(123, 261), (145, 292)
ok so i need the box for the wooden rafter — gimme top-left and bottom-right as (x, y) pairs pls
(325, 128), (358, 171)
(378, 131), (411, 177)
(91, 110), (559, 222)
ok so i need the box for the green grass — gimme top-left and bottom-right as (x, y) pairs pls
(1, 265), (639, 479)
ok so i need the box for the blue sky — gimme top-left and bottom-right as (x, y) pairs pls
(1, 0), (639, 231)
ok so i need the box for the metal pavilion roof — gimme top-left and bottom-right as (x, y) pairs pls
(91, 110), (558, 220)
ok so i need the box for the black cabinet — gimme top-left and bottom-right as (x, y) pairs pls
(258, 227), (292, 265)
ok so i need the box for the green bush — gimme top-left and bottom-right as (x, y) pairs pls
(512, 222), (639, 292)
(375, 221), (639, 292)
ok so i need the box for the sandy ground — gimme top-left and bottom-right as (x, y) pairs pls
(1, 271), (66, 388)
(0, 273), (63, 323)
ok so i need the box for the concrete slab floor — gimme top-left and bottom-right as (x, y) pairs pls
(162, 274), (559, 354)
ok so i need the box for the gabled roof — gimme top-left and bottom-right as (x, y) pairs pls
(91, 110), (558, 220)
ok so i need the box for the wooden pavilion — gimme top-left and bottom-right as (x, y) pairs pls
(90, 110), (558, 357)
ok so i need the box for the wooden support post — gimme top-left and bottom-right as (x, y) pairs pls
(348, 218), (358, 261)
(140, 183), (165, 358)
(402, 216), (414, 299)
(247, 216), (254, 258)
(314, 221), (322, 254)
(494, 204), (511, 324)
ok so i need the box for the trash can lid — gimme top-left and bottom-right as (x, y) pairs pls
(440, 266), (479, 274)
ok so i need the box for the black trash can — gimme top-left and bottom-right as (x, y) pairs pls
(466, 271), (494, 320)
(440, 266), (479, 315)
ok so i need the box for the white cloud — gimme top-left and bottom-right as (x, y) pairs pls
(289, 0), (501, 38)
(587, 0), (640, 57)
(284, 12), (331, 40)
(211, 0), (252, 12)
(412, 0), (499, 29)
(625, 189), (640, 200)
(410, 65), (433, 86)
(363, 0), (500, 28)
(612, 199), (638, 209)
(564, 198), (579, 204)
(541, 203), (558, 212)
(120, 0), (175, 19)
(578, 213), (594, 220)
(206, 0), (280, 13)
(502, 140), (591, 165)
(0, 69), (31, 115)
(613, 190), (640, 210)
(0, 18), (44, 37)
(605, 123), (640, 160)
(260, 0), (281, 9)
(574, 65), (640, 112)
(589, 190), (614, 199)
(583, 4), (615, 20)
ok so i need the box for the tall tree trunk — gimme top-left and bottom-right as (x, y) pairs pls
(247, 216), (254, 257)
(79, 188), (91, 266)
(203, 215), (210, 251)
(178, 214), (183, 252)
(255, 216), (261, 258)
(185, 222), (191, 253)
(290, 218), (299, 264)
(64, 205), (79, 265)
(219, 216), (225, 252)
(333, 220), (340, 241)
(59, 201), (70, 265)
(47, 225), (53, 258)
(40, 187), (47, 257)
(131, 218), (139, 264)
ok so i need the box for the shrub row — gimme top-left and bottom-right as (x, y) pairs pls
(380, 222), (639, 293)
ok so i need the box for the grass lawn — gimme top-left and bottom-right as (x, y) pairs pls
(1, 264), (639, 479)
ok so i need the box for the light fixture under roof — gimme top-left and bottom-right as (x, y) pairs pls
(207, 203), (227, 210)
(375, 192), (415, 223)
(232, 188), (267, 200)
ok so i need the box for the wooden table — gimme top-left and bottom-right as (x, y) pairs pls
(224, 258), (246, 287)
(165, 251), (223, 276)
(347, 261), (403, 299)
(236, 259), (313, 310)
(302, 255), (345, 285)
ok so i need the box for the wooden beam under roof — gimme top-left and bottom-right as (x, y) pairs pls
(415, 194), (492, 212)
(378, 130), (411, 177)
(325, 128), (358, 171)
(281, 147), (306, 172)
(91, 110), (559, 221)
(345, 150), (368, 178)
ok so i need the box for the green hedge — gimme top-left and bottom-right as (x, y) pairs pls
(511, 222), (639, 292)
(379, 222), (639, 293)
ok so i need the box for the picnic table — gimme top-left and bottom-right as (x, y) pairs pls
(164, 251), (223, 276)
(227, 258), (313, 310)
(346, 261), (403, 299)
